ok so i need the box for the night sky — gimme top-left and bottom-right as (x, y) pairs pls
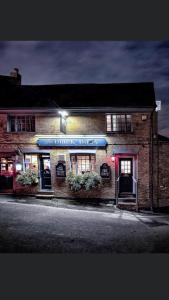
(0, 41), (169, 136)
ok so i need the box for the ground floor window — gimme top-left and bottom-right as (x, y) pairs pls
(0, 157), (14, 191)
(0, 157), (13, 175)
(70, 154), (96, 175)
(24, 154), (51, 189)
(24, 154), (38, 172)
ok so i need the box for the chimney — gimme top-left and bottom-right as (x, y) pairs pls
(10, 68), (22, 85)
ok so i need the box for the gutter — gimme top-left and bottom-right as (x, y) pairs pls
(0, 107), (155, 114)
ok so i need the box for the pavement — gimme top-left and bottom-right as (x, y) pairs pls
(0, 195), (169, 253)
(7, 195), (116, 213)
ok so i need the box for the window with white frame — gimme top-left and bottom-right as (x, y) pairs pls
(24, 154), (38, 171)
(106, 114), (132, 132)
(70, 154), (96, 175)
(8, 115), (35, 132)
(120, 160), (132, 174)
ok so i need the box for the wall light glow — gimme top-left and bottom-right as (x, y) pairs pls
(58, 110), (69, 117)
(111, 156), (115, 162)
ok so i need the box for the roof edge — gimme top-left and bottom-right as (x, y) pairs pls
(158, 134), (169, 142)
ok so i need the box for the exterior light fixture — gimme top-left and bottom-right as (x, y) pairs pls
(141, 115), (147, 121)
(156, 100), (161, 111)
(58, 110), (69, 117)
(15, 163), (23, 171)
(58, 110), (68, 134)
(111, 155), (115, 162)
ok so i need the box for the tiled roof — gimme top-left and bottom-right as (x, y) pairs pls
(0, 81), (156, 109)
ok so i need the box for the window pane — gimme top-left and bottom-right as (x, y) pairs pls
(17, 117), (22, 131)
(10, 116), (15, 132)
(70, 154), (96, 175)
(106, 115), (111, 131)
(25, 154), (38, 171)
(121, 160), (131, 174)
(126, 115), (132, 131)
(9, 116), (35, 132)
(31, 116), (35, 132)
(106, 114), (132, 132)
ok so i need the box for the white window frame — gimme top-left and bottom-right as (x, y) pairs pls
(69, 152), (96, 175)
(8, 115), (36, 132)
(106, 114), (132, 133)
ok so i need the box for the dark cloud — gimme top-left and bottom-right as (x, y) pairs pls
(0, 41), (169, 134)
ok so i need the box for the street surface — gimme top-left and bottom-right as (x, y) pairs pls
(0, 196), (169, 253)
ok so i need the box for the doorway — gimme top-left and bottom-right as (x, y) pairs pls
(39, 155), (51, 190)
(0, 157), (13, 192)
(119, 158), (133, 196)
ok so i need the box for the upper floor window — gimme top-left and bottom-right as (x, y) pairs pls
(106, 114), (132, 133)
(8, 115), (35, 132)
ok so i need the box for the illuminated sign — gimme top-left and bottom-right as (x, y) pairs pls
(37, 138), (107, 147)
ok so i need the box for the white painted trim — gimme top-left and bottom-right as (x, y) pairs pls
(68, 150), (96, 154)
(117, 155), (137, 195)
(35, 134), (106, 138)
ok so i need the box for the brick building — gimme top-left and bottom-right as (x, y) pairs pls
(0, 68), (168, 210)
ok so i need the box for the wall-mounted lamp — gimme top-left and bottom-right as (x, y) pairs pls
(111, 155), (115, 162)
(15, 163), (23, 171)
(141, 114), (147, 121)
(58, 110), (69, 118)
(58, 110), (68, 134)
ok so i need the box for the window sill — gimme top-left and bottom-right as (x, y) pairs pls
(6, 131), (36, 134)
(106, 131), (134, 134)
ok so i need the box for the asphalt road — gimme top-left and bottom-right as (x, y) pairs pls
(0, 196), (169, 253)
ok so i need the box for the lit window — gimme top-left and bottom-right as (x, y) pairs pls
(120, 160), (131, 174)
(8, 116), (35, 132)
(24, 154), (38, 171)
(70, 154), (96, 175)
(106, 114), (132, 133)
(0, 157), (13, 174)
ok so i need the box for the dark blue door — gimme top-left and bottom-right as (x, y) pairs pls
(40, 156), (51, 190)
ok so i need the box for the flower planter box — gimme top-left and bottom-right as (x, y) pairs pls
(14, 181), (39, 195)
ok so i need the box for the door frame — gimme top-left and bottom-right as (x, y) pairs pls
(119, 157), (133, 194)
(115, 154), (137, 195)
(0, 157), (14, 193)
(39, 154), (51, 190)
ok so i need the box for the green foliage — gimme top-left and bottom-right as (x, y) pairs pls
(66, 171), (101, 192)
(16, 169), (39, 186)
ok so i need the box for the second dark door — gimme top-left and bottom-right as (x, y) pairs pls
(40, 156), (51, 190)
(119, 158), (133, 195)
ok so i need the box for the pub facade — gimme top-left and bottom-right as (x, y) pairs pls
(0, 68), (168, 210)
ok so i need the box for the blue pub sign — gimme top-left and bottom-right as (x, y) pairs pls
(37, 138), (107, 147)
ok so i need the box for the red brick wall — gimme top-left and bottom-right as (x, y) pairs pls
(0, 112), (154, 208)
(158, 142), (169, 207)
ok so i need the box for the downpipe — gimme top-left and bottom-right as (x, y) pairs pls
(150, 111), (154, 212)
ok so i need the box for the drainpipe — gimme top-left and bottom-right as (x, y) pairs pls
(157, 134), (160, 208)
(150, 110), (155, 211)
